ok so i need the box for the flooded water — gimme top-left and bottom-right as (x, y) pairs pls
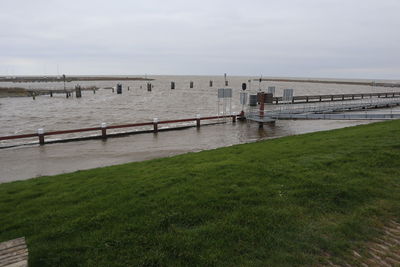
(0, 119), (378, 183)
(0, 75), (399, 182)
(1, 75), (398, 137)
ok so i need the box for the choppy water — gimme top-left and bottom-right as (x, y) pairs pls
(0, 75), (398, 138)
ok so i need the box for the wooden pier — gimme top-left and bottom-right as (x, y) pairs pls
(0, 86), (99, 98)
(26, 86), (99, 98)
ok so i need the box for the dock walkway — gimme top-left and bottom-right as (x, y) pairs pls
(247, 98), (400, 123)
(271, 92), (400, 104)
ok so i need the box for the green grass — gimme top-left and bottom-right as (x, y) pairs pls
(1, 120), (400, 266)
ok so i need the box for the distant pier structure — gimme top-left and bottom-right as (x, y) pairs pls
(245, 90), (400, 127)
(258, 78), (400, 88)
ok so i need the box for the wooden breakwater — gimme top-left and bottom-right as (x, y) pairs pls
(259, 78), (400, 88)
(0, 87), (29, 97)
(0, 86), (99, 98)
(0, 76), (154, 83)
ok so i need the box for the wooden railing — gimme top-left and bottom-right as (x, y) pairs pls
(0, 115), (237, 146)
(272, 92), (400, 104)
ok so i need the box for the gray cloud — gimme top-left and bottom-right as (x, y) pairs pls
(1, 0), (399, 78)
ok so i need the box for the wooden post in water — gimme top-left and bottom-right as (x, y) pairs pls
(50, 91), (53, 97)
(259, 93), (265, 122)
(190, 81), (194, 88)
(101, 123), (107, 139)
(75, 86), (82, 98)
(171, 82), (175, 89)
(209, 80), (213, 87)
(224, 73), (227, 86)
(117, 84), (122, 94)
(153, 118), (158, 133)
(196, 114), (201, 128)
(38, 128), (45, 145)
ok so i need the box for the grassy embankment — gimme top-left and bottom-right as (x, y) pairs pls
(0, 120), (399, 266)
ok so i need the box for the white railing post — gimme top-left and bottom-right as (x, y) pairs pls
(101, 122), (107, 139)
(153, 118), (158, 133)
(38, 128), (45, 145)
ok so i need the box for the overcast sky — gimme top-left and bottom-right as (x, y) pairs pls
(1, 0), (399, 78)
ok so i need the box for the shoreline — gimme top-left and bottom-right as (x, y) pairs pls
(0, 120), (399, 265)
(0, 119), (376, 183)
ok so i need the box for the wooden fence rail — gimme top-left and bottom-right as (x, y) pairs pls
(0, 115), (236, 145)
